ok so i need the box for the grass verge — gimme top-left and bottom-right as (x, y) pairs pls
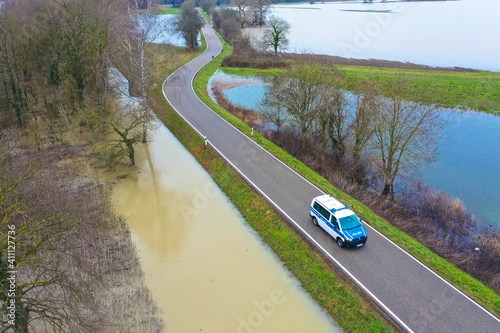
(191, 36), (500, 316)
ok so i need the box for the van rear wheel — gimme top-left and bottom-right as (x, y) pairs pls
(337, 238), (345, 248)
(312, 216), (318, 226)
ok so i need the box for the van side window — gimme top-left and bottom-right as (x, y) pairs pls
(331, 216), (339, 228)
(313, 202), (321, 212)
(319, 206), (331, 220)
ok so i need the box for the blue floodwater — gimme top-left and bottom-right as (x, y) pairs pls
(422, 111), (500, 227)
(224, 85), (268, 110)
(214, 74), (500, 228)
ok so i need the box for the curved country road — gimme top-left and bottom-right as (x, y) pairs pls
(162, 22), (500, 333)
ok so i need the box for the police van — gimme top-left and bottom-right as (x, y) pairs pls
(310, 194), (367, 248)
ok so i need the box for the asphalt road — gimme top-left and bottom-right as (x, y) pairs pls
(162, 22), (500, 333)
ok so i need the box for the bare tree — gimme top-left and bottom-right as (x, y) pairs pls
(318, 87), (350, 161)
(0, 159), (88, 332)
(371, 79), (443, 198)
(174, 0), (204, 50)
(126, 0), (152, 9)
(260, 15), (290, 55)
(0, 0), (30, 127)
(257, 78), (288, 133)
(220, 10), (241, 44)
(106, 106), (142, 166)
(200, 0), (215, 14)
(275, 64), (331, 140)
(0, 0), (124, 136)
(115, 0), (165, 143)
(232, 0), (250, 28)
(250, 0), (270, 26)
(212, 8), (242, 44)
(0, 138), (164, 332)
(350, 78), (379, 167)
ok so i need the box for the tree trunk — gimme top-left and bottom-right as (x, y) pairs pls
(382, 181), (393, 199)
(141, 43), (148, 143)
(126, 140), (135, 166)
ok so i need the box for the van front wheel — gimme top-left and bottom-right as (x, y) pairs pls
(312, 216), (318, 226)
(337, 238), (345, 248)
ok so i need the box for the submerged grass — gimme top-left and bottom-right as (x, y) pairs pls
(191, 38), (500, 316)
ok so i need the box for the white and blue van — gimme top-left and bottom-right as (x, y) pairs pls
(310, 194), (367, 248)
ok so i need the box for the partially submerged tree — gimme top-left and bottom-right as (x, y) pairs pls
(95, 97), (143, 166)
(274, 64), (332, 140)
(318, 87), (350, 161)
(258, 78), (288, 133)
(108, 115), (141, 166)
(174, 0), (204, 50)
(232, 0), (250, 28)
(0, 156), (92, 332)
(251, 0), (271, 26)
(351, 78), (379, 167)
(371, 79), (443, 198)
(260, 15), (290, 55)
(0, 136), (164, 332)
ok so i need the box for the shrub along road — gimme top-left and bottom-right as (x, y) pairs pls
(162, 22), (500, 333)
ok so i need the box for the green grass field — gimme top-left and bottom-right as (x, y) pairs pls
(156, 5), (181, 15)
(217, 65), (500, 114)
(341, 66), (500, 114)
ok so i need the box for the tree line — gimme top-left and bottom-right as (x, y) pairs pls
(258, 63), (442, 198)
(0, 0), (178, 166)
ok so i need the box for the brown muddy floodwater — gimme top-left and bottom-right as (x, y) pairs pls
(111, 120), (341, 333)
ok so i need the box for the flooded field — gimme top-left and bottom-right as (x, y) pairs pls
(110, 120), (341, 332)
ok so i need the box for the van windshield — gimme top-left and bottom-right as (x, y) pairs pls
(339, 214), (361, 230)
